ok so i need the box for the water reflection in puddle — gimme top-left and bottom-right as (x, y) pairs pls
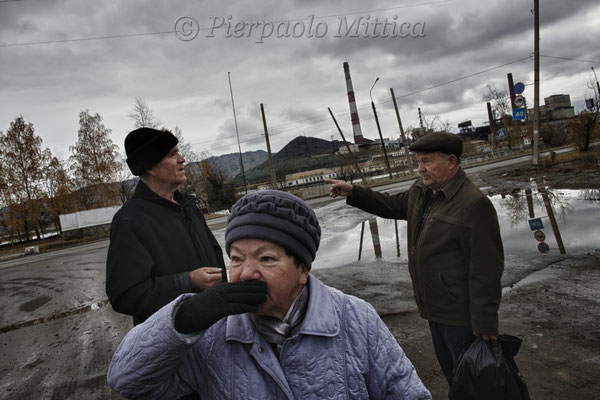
(311, 188), (600, 270)
(502, 265), (563, 295)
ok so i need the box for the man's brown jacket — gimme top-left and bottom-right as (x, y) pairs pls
(348, 168), (503, 335)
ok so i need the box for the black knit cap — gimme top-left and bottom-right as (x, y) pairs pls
(124, 127), (179, 176)
(408, 132), (463, 157)
(225, 190), (321, 270)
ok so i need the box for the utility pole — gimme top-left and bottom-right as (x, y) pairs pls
(592, 67), (600, 111)
(532, 0), (540, 165)
(369, 78), (392, 179)
(260, 103), (277, 189)
(418, 107), (424, 129)
(227, 72), (247, 193)
(507, 73), (516, 111)
(390, 88), (414, 174)
(486, 102), (496, 156)
(328, 107), (367, 184)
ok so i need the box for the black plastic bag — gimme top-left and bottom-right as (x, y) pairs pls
(453, 334), (530, 400)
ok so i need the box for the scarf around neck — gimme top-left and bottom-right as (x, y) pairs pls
(250, 284), (309, 346)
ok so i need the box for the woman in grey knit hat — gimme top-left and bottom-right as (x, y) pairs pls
(108, 190), (431, 400)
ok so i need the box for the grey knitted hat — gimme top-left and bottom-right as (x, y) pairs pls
(225, 190), (321, 270)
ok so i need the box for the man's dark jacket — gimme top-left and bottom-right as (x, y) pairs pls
(348, 168), (504, 335)
(106, 181), (226, 325)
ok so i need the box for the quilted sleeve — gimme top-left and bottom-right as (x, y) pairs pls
(365, 305), (432, 400)
(107, 294), (208, 399)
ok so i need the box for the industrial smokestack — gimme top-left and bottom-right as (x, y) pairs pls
(343, 61), (364, 144)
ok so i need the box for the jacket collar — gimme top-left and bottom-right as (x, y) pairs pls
(415, 167), (467, 201)
(134, 180), (193, 208)
(226, 275), (340, 344)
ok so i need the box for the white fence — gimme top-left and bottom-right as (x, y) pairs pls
(59, 206), (121, 232)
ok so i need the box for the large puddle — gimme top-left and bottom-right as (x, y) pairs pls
(311, 188), (600, 270)
(213, 188), (600, 271)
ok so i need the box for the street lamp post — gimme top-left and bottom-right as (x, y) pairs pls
(227, 72), (247, 194)
(370, 78), (392, 179)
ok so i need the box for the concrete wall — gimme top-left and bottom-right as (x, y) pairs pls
(59, 206), (121, 239)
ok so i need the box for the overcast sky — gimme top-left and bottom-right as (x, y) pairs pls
(1, 0), (599, 161)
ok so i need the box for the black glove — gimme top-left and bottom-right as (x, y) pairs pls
(175, 280), (267, 334)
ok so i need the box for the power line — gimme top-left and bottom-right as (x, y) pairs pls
(539, 54), (600, 65)
(0, 1), (451, 48)
(0, 31), (174, 48)
(196, 56), (533, 153)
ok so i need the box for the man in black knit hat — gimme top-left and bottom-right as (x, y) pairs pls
(106, 127), (227, 328)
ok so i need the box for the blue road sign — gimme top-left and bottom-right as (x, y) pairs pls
(513, 108), (526, 120)
(514, 82), (525, 94)
(538, 242), (550, 253)
(498, 128), (506, 137)
(528, 218), (544, 230)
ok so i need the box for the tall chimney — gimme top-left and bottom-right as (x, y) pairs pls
(343, 62), (364, 144)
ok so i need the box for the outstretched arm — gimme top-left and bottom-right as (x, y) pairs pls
(325, 179), (353, 198)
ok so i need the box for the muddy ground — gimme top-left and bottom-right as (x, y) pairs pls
(313, 250), (600, 400)
(471, 160), (600, 194)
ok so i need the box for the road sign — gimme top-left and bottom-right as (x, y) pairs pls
(498, 128), (506, 137)
(513, 108), (526, 120)
(534, 230), (546, 242)
(586, 98), (595, 109)
(514, 95), (525, 108)
(514, 82), (525, 94)
(538, 242), (550, 253)
(528, 218), (544, 230)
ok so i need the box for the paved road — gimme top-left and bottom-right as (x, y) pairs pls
(0, 241), (130, 399)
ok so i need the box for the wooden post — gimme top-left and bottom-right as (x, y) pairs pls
(328, 107), (367, 184)
(391, 88), (414, 175)
(358, 221), (365, 261)
(260, 103), (277, 189)
(525, 188), (535, 218)
(369, 218), (382, 259)
(394, 220), (400, 257)
(539, 186), (566, 254)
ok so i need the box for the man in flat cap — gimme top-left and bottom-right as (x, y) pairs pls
(326, 132), (504, 399)
(106, 127), (227, 327)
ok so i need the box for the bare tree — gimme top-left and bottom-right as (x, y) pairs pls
(172, 125), (200, 163)
(127, 99), (203, 164)
(483, 83), (512, 117)
(128, 97), (161, 129)
(438, 119), (454, 133)
(116, 155), (136, 204)
(484, 82), (520, 149)
(570, 109), (599, 152)
(69, 110), (121, 209)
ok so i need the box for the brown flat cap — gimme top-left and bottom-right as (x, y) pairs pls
(408, 132), (462, 156)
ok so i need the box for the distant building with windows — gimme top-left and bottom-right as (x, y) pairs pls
(284, 168), (339, 187)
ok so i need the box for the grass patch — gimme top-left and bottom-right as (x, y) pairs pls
(540, 148), (600, 169)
